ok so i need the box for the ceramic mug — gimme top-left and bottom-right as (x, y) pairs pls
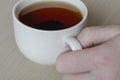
(12, 0), (88, 65)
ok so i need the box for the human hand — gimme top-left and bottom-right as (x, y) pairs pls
(56, 25), (120, 80)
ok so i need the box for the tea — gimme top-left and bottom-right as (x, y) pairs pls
(18, 1), (83, 30)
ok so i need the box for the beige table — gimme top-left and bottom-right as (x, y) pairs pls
(0, 0), (120, 80)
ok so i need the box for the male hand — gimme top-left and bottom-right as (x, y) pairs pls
(56, 25), (120, 80)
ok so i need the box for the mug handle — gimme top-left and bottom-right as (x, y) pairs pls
(64, 37), (82, 51)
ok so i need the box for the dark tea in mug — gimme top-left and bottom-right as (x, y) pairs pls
(18, 1), (83, 30)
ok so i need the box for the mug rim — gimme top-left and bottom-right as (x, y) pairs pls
(12, 0), (88, 33)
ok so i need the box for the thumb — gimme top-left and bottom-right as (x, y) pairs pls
(78, 25), (120, 48)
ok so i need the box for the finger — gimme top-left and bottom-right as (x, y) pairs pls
(63, 73), (94, 80)
(78, 25), (120, 48)
(56, 49), (95, 73)
(56, 41), (112, 74)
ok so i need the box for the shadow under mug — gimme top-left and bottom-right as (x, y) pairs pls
(12, 0), (88, 65)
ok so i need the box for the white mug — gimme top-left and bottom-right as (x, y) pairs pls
(12, 0), (88, 65)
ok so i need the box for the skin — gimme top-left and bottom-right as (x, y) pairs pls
(56, 25), (120, 80)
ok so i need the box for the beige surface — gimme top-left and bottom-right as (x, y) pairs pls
(0, 0), (120, 80)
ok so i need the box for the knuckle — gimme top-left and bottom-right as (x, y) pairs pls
(80, 27), (93, 40)
(78, 27), (97, 48)
(82, 27), (93, 35)
(81, 27), (97, 37)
